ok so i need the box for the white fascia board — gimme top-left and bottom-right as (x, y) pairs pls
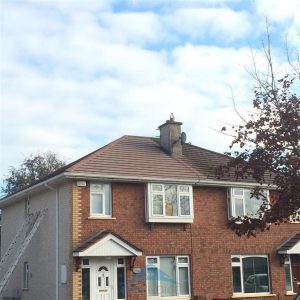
(0, 173), (66, 208)
(65, 172), (276, 189)
(64, 172), (198, 184)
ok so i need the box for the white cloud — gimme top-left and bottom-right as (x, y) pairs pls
(1, 0), (297, 181)
(163, 8), (252, 42)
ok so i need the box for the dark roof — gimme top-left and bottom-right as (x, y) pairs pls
(73, 229), (142, 253)
(1, 135), (270, 201)
(67, 136), (200, 181)
(277, 233), (300, 253)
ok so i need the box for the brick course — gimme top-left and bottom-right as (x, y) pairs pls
(73, 181), (300, 300)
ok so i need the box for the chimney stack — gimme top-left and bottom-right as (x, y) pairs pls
(158, 113), (183, 157)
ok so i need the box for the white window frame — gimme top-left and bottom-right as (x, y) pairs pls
(228, 188), (269, 218)
(23, 261), (29, 289)
(146, 256), (190, 299)
(284, 255), (293, 292)
(231, 254), (271, 295)
(90, 183), (112, 217)
(146, 183), (194, 223)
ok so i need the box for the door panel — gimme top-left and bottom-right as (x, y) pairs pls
(96, 264), (112, 300)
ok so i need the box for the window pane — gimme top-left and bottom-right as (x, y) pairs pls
(243, 257), (269, 293)
(179, 186), (189, 193)
(23, 262), (29, 289)
(165, 185), (178, 216)
(117, 267), (125, 299)
(232, 257), (240, 263)
(82, 268), (90, 300)
(82, 258), (89, 266)
(152, 184), (163, 192)
(153, 194), (163, 215)
(234, 198), (244, 216)
(180, 196), (190, 216)
(91, 183), (103, 192)
(104, 184), (111, 215)
(234, 188), (243, 196)
(147, 268), (158, 296)
(148, 258), (158, 264)
(244, 190), (262, 216)
(118, 258), (124, 265)
(179, 267), (189, 295)
(92, 193), (103, 214)
(285, 264), (293, 291)
(160, 257), (177, 296)
(178, 257), (188, 264)
(232, 266), (242, 293)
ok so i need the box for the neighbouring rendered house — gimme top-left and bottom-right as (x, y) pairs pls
(0, 116), (300, 300)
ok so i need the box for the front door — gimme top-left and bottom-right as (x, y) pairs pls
(292, 255), (300, 293)
(91, 259), (114, 300)
(96, 264), (113, 300)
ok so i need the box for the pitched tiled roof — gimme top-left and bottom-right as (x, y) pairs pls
(66, 136), (200, 181)
(65, 135), (264, 183)
(277, 233), (300, 254)
(1, 135), (271, 202)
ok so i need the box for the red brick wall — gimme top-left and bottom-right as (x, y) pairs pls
(76, 182), (300, 300)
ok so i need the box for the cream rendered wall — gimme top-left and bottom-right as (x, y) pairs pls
(0, 181), (72, 300)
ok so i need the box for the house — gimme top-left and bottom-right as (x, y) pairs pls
(0, 115), (300, 300)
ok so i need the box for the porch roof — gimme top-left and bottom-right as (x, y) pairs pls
(277, 232), (300, 254)
(73, 230), (143, 257)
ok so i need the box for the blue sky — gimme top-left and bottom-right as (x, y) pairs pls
(0, 0), (299, 182)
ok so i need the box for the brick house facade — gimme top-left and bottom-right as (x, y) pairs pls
(1, 116), (300, 300)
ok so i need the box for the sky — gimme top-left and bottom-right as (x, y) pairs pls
(0, 0), (299, 183)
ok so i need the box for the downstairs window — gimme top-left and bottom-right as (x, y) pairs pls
(231, 255), (270, 295)
(146, 256), (190, 298)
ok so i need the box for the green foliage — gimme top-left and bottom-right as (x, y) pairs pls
(2, 152), (66, 196)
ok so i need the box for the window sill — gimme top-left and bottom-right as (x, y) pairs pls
(148, 297), (190, 300)
(22, 288), (29, 291)
(285, 292), (296, 296)
(231, 293), (277, 298)
(146, 217), (193, 223)
(88, 216), (116, 220)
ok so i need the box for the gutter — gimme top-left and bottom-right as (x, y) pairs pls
(65, 172), (276, 189)
(0, 171), (276, 209)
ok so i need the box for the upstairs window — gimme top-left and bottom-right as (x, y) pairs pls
(90, 183), (111, 217)
(146, 184), (193, 223)
(228, 188), (268, 218)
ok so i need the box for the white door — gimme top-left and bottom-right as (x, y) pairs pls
(96, 264), (113, 300)
(92, 259), (114, 300)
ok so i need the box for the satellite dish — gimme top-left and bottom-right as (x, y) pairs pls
(181, 132), (187, 144)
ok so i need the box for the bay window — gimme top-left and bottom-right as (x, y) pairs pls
(146, 183), (193, 223)
(147, 256), (190, 298)
(231, 255), (270, 294)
